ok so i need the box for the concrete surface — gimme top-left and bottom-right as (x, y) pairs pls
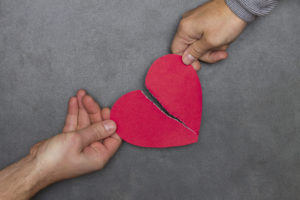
(0, 0), (299, 199)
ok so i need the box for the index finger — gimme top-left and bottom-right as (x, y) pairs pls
(171, 32), (189, 55)
(83, 95), (102, 124)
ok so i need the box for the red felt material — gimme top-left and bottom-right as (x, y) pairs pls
(145, 54), (202, 134)
(110, 54), (202, 148)
(110, 90), (198, 148)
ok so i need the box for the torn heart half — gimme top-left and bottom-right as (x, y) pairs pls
(111, 54), (202, 148)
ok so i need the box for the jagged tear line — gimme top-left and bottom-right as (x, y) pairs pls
(141, 89), (197, 136)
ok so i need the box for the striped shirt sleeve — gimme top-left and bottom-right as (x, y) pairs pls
(225, 0), (279, 22)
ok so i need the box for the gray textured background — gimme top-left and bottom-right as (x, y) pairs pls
(0, 0), (299, 199)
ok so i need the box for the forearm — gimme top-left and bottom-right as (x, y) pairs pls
(0, 155), (48, 200)
(225, 0), (279, 22)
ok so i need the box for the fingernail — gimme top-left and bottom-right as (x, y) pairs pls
(103, 120), (116, 133)
(183, 54), (195, 65)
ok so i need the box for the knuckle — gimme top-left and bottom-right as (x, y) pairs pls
(192, 45), (202, 54)
(190, 44), (203, 57)
(92, 124), (106, 140)
(178, 18), (192, 31)
(204, 35), (222, 47)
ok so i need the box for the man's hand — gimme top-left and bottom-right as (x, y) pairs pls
(171, 0), (247, 70)
(30, 90), (122, 183)
(0, 90), (122, 200)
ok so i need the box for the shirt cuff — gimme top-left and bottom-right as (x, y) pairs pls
(225, 0), (256, 22)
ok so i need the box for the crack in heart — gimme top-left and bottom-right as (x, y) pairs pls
(142, 90), (198, 136)
(111, 54), (202, 148)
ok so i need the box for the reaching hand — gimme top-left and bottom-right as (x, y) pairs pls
(30, 90), (122, 184)
(0, 90), (122, 200)
(171, 0), (247, 70)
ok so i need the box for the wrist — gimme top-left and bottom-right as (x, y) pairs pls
(25, 155), (53, 194)
(211, 0), (248, 29)
(0, 155), (51, 200)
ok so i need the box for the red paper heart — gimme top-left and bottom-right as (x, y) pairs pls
(111, 54), (202, 148)
(145, 54), (202, 133)
(111, 90), (198, 148)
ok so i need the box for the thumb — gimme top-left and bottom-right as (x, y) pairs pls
(78, 120), (117, 147)
(182, 39), (211, 65)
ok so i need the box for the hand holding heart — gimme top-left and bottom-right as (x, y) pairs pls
(0, 90), (122, 200)
(0, 55), (202, 200)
